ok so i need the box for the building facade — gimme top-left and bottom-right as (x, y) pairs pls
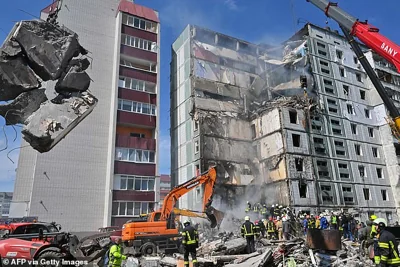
(159, 174), (171, 203)
(10, 0), (160, 231)
(0, 192), (12, 218)
(170, 24), (400, 222)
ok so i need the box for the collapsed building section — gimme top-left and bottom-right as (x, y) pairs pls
(0, 20), (96, 153)
(171, 23), (400, 224)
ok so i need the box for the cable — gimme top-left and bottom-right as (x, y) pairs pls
(7, 145), (29, 164)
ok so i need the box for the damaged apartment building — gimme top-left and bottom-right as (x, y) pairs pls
(170, 24), (400, 223)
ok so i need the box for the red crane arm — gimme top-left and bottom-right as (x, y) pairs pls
(160, 167), (217, 220)
(352, 21), (400, 73)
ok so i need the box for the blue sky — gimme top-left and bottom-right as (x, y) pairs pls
(1, 0), (399, 192)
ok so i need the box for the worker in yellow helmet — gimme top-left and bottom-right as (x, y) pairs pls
(370, 214), (378, 238)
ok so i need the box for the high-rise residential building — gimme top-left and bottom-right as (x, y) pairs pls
(170, 24), (400, 223)
(159, 174), (171, 202)
(10, 0), (160, 231)
(0, 192), (13, 218)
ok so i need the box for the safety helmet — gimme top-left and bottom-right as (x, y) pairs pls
(370, 214), (378, 221)
(373, 218), (387, 227)
(279, 205), (283, 209)
(277, 216), (280, 220)
(276, 203), (278, 206)
(272, 204), (275, 207)
(183, 220), (191, 225)
(245, 216), (250, 221)
(263, 204), (266, 207)
(247, 201), (249, 204)
(320, 213), (324, 217)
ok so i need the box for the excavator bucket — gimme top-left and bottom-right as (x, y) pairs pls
(206, 206), (225, 228)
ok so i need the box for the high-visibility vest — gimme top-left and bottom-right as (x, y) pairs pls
(331, 216), (337, 224)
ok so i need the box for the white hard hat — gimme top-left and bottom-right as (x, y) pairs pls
(272, 204), (275, 207)
(184, 220), (191, 225)
(277, 216), (280, 220)
(245, 216), (250, 221)
(276, 203), (278, 206)
(373, 218), (387, 227)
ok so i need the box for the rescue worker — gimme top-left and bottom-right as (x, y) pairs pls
(320, 213), (329, 230)
(274, 205), (280, 218)
(259, 219), (266, 237)
(253, 203), (260, 213)
(370, 214), (378, 238)
(245, 201), (251, 213)
(254, 220), (261, 238)
(181, 220), (199, 267)
(303, 214), (309, 236)
(373, 218), (400, 266)
(308, 214), (316, 229)
(261, 204), (268, 219)
(276, 216), (283, 240)
(108, 237), (127, 267)
(315, 215), (320, 229)
(330, 212), (338, 230)
(266, 217), (276, 240)
(270, 205), (275, 218)
(241, 216), (256, 254)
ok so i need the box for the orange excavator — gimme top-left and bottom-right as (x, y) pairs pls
(121, 167), (223, 255)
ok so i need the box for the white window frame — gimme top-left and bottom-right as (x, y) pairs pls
(120, 59), (157, 73)
(119, 175), (155, 191)
(118, 98), (157, 116)
(121, 34), (158, 53)
(122, 13), (158, 33)
(119, 76), (155, 93)
(115, 147), (156, 163)
(194, 141), (199, 154)
(113, 201), (153, 216)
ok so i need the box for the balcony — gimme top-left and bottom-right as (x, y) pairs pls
(120, 45), (157, 63)
(121, 25), (157, 42)
(117, 110), (156, 128)
(120, 65), (156, 84)
(114, 161), (156, 176)
(116, 134), (156, 150)
(118, 88), (157, 104)
(112, 190), (155, 202)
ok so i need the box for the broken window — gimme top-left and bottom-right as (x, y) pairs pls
(327, 99), (336, 105)
(338, 163), (347, 169)
(295, 158), (303, 171)
(317, 42), (326, 48)
(344, 197), (354, 203)
(368, 127), (374, 138)
(355, 144), (362, 156)
(343, 85), (350, 96)
(363, 188), (370, 200)
(365, 109), (371, 118)
(336, 50), (343, 60)
(194, 120), (199, 131)
(194, 28), (215, 44)
(195, 164), (200, 176)
(334, 141), (344, 147)
(347, 104), (354, 115)
(292, 134), (301, 147)
(377, 168), (383, 179)
(342, 186), (352, 192)
(313, 137), (324, 144)
(339, 67), (345, 77)
(317, 160), (327, 167)
(358, 165), (366, 177)
(289, 110), (298, 124)
(332, 128), (342, 135)
(331, 119), (340, 125)
(381, 190), (388, 201)
(321, 185), (334, 203)
(217, 34), (237, 50)
(320, 60), (330, 75)
(351, 124), (357, 135)
(194, 141), (200, 153)
(318, 50), (327, 56)
(340, 173), (349, 179)
(354, 56), (358, 64)
(251, 124), (256, 139)
(360, 90), (366, 100)
(328, 107), (338, 114)
(298, 181), (307, 198)
(356, 73), (363, 82)
(323, 79), (335, 94)
(372, 147), (379, 158)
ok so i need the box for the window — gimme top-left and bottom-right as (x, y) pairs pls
(320, 60), (330, 74)
(331, 119), (340, 125)
(347, 104), (354, 115)
(368, 127), (374, 138)
(344, 197), (354, 203)
(336, 50), (343, 60)
(115, 148), (155, 163)
(356, 73), (363, 82)
(251, 124), (256, 139)
(351, 124), (357, 135)
(363, 188), (370, 200)
(358, 165), (366, 177)
(377, 168), (383, 179)
(120, 59), (157, 73)
(355, 144), (362, 156)
(195, 164), (200, 176)
(120, 175), (155, 191)
(334, 140), (344, 147)
(338, 163), (348, 169)
(130, 133), (145, 138)
(360, 90), (366, 100)
(195, 141), (199, 153)
(292, 134), (301, 147)
(372, 147), (379, 158)
(194, 120), (199, 131)
(365, 109), (371, 119)
(114, 201), (154, 216)
(119, 76), (156, 93)
(289, 110), (298, 124)
(381, 190), (388, 201)
(317, 42), (326, 48)
(353, 56), (358, 64)
(343, 85), (350, 96)
(117, 99), (156, 116)
(295, 158), (303, 171)
(121, 34), (157, 52)
(342, 186), (352, 192)
(323, 79), (335, 94)
(122, 13), (157, 33)
(339, 67), (345, 77)
(299, 182), (307, 198)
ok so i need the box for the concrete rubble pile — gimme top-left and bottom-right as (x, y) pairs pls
(0, 20), (97, 153)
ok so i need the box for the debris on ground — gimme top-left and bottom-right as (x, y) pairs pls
(0, 19), (96, 153)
